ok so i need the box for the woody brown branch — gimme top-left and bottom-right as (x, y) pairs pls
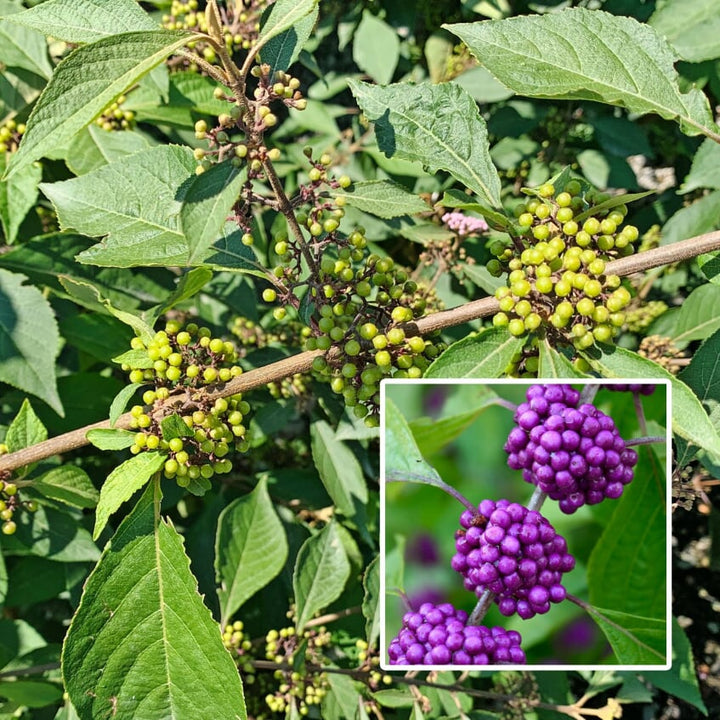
(1, 230), (719, 474)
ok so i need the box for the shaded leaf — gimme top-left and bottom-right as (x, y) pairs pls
(261, 6), (317, 73)
(0, 152), (41, 244)
(33, 466), (99, 509)
(332, 180), (428, 219)
(353, 11), (399, 86)
(680, 138), (720, 194)
(649, 0), (720, 63)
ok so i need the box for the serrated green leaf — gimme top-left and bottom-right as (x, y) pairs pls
(0, 0), (52, 79)
(109, 383), (141, 427)
(181, 161), (246, 265)
(63, 482), (246, 720)
(538, 340), (587, 378)
(362, 556), (380, 648)
(586, 606), (666, 665)
(160, 413), (193, 441)
(2, 0), (156, 44)
(293, 521), (351, 632)
(649, 0), (720, 63)
(42, 145), (196, 268)
(446, 8), (719, 140)
(65, 125), (153, 176)
(0, 269), (62, 415)
(310, 420), (368, 517)
(86, 428), (137, 451)
(680, 328), (720, 431)
(0, 152), (41, 245)
(371, 689), (415, 708)
(440, 189), (511, 231)
(353, 11), (399, 86)
(215, 478), (288, 626)
(256, 0), (318, 51)
(93, 452), (165, 539)
(5, 30), (193, 178)
(332, 180), (428, 219)
(111, 349), (153, 369)
(33, 466), (99, 509)
(573, 190), (654, 224)
(425, 326), (524, 378)
(667, 283), (720, 346)
(5, 398), (47, 453)
(260, 5), (317, 73)
(661, 190), (720, 247)
(680, 138), (720, 194)
(348, 79), (501, 208)
(581, 344), (720, 455)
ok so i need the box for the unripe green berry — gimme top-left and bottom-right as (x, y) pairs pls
(507, 318), (526, 336)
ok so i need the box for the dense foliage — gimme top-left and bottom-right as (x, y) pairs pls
(0, 0), (718, 718)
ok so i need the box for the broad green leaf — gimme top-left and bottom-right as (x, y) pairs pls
(180, 162), (246, 265)
(160, 414), (194, 441)
(0, 269), (62, 415)
(0, 679), (62, 707)
(348, 79), (502, 208)
(112, 349), (154, 369)
(453, 65), (513, 104)
(0, 0), (52, 79)
(668, 283), (720, 346)
(538, 340), (587, 378)
(42, 145), (196, 267)
(5, 398), (47, 453)
(460, 262), (504, 294)
(324, 672), (362, 720)
(33, 466), (100, 509)
(65, 125), (153, 176)
(167, 71), (231, 116)
(5, 30), (193, 178)
(256, 0), (319, 51)
(440, 189), (511, 231)
(661, 190), (720, 247)
(680, 328), (720, 429)
(2, 505), (100, 562)
(93, 452), (165, 540)
(59, 313), (134, 365)
(581, 344), (720, 456)
(425, 326), (525, 378)
(649, 0), (720, 63)
(353, 11), (400, 86)
(362, 556), (380, 648)
(372, 689), (416, 708)
(680, 138), (720, 194)
(260, 5), (318, 73)
(446, 8), (719, 140)
(109, 383), (142, 426)
(407, 386), (499, 457)
(215, 478), (288, 626)
(63, 482), (247, 720)
(310, 420), (368, 517)
(5, 556), (67, 606)
(644, 619), (708, 713)
(293, 521), (351, 632)
(2, 0), (156, 43)
(86, 428), (136, 451)
(0, 152), (41, 244)
(588, 449), (667, 619)
(586, 606), (667, 665)
(144, 267), (213, 328)
(332, 180), (428, 219)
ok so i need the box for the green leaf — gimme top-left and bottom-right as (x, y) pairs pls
(160, 414), (194, 441)
(460, 262), (505, 294)
(180, 161), (246, 265)
(109, 383), (141, 426)
(4, 30), (193, 179)
(215, 478), (288, 626)
(680, 138), (720, 194)
(65, 125), (153, 176)
(5, 398), (47, 453)
(63, 482), (247, 720)
(661, 190), (720, 247)
(538, 340), (587, 378)
(260, 5), (318, 73)
(588, 449), (667, 619)
(310, 420), (368, 517)
(371, 689), (415, 708)
(0, 679), (62, 707)
(348, 79), (502, 208)
(0, 152), (41, 245)
(112, 349), (153, 369)
(0, 0), (52, 79)
(59, 313), (134, 365)
(93, 452), (165, 540)
(2, 0), (156, 44)
(86, 428), (136, 451)
(33, 466), (99, 509)
(668, 283), (720, 346)
(42, 145), (196, 268)
(643, 618), (708, 713)
(384, 398), (443, 487)
(0, 270), (62, 415)
(362, 556), (380, 648)
(256, 0), (319, 51)
(440, 189), (511, 231)
(680, 328), (720, 429)
(332, 180), (428, 219)
(581, 344), (720, 456)
(425, 326), (525, 378)
(445, 8), (719, 140)
(293, 521), (351, 632)
(649, 0), (720, 63)
(353, 11), (400, 86)
(585, 606), (667, 665)
(144, 267), (213, 328)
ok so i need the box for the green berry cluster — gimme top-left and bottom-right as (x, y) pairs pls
(263, 626), (330, 716)
(624, 300), (668, 333)
(0, 460), (38, 535)
(120, 321), (249, 491)
(355, 639), (392, 691)
(0, 118), (25, 154)
(489, 179), (639, 354)
(222, 620), (255, 676)
(95, 94), (135, 132)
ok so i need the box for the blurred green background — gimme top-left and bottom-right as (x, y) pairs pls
(383, 382), (667, 665)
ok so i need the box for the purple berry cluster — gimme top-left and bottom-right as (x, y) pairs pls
(605, 384), (656, 395)
(388, 601), (525, 665)
(451, 499), (574, 619)
(505, 385), (639, 513)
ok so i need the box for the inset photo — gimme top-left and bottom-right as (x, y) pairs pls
(380, 380), (670, 670)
